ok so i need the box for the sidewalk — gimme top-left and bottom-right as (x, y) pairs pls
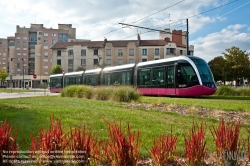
(0, 91), (59, 99)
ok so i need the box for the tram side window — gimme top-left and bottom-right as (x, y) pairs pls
(69, 77), (76, 85)
(76, 76), (81, 84)
(152, 67), (165, 85)
(85, 75), (98, 86)
(167, 66), (174, 88)
(64, 77), (70, 87)
(111, 72), (121, 85)
(177, 64), (199, 87)
(122, 71), (132, 85)
(104, 74), (111, 85)
(138, 69), (151, 85)
(50, 77), (62, 88)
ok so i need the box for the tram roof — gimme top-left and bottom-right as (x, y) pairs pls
(103, 64), (135, 72)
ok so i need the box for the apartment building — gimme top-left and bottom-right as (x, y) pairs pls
(51, 29), (194, 72)
(0, 23), (76, 88)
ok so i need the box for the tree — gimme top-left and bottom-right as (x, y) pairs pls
(50, 64), (62, 75)
(0, 67), (8, 85)
(208, 56), (226, 83)
(222, 46), (250, 84)
(75, 66), (86, 71)
(97, 63), (107, 69)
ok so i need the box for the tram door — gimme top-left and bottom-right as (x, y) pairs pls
(166, 66), (175, 95)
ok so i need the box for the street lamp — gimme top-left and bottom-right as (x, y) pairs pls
(11, 58), (25, 89)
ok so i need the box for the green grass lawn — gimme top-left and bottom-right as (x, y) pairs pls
(0, 96), (250, 157)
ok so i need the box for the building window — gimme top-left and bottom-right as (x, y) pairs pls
(52, 33), (57, 36)
(58, 33), (68, 42)
(44, 33), (48, 36)
(16, 42), (20, 45)
(118, 59), (123, 65)
(39, 32), (42, 35)
(68, 59), (73, 65)
(44, 46), (48, 49)
(118, 49), (123, 56)
(166, 48), (176, 55)
(142, 59), (147, 62)
(180, 50), (183, 55)
(57, 59), (61, 65)
(129, 49), (134, 56)
(106, 59), (111, 65)
(23, 37), (27, 40)
(129, 59), (134, 64)
(142, 49), (147, 55)
(68, 50), (73, 56)
(94, 49), (98, 55)
(106, 49), (111, 56)
(155, 48), (159, 55)
(17, 63), (20, 68)
(23, 42), (26, 48)
(57, 50), (61, 56)
(44, 52), (48, 58)
(44, 40), (48, 43)
(52, 40), (56, 45)
(189, 51), (194, 56)
(38, 37), (41, 40)
(81, 49), (86, 56)
(94, 59), (99, 65)
(81, 59), (86, 66)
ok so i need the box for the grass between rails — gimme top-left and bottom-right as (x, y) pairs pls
(139, 96), (250, 112)
(0, 96), (250, 157)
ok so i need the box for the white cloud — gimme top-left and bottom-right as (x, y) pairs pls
(190, 24), (250, 62)
(0, 0), (224, 39)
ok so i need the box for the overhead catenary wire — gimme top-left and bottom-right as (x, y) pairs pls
(121, 0), (243, 40)
(90, 0), (185, 40)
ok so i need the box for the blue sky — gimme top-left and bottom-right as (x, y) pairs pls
(0, 0), (249, 62)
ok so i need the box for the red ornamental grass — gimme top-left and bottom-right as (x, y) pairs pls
(29, 115), (69, 164)
(0, 120), (19, 164)
(104, 119), (141, 166)
(184, 122), (207, 166)
(149, 128), (177, 166)
(210, 119), (241, 165)
(69, 126), (96, 166)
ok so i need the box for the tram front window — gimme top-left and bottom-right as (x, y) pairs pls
(189, 57), (216, 88)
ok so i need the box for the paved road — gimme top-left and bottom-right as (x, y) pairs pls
(0, 91), (60, 99)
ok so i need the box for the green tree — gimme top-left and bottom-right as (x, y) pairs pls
(75, 66), (86, 71)
(50, 64), (62, 75)
(222, 46), (250, 84)
(208, 56), (227, 83)
(0, 67), (8, 85)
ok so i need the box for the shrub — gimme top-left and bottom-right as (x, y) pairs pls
(95, 86), (113, 100)
(0, 120), (19, 164)
(112, 86), (141, 102)
(61, 85), (78, 97)
(215, 86), (237, 96)
(149, 129), (177, 166)
(102, 119), (141, 166)
(184, 122), (207, 166)
(29, 115), (69, 164)
(69, 126), (96, 165)
(210, 119), (242, 166)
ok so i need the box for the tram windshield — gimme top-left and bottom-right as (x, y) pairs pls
(189, 57), (216, 88)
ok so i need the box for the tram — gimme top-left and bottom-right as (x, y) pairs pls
(49, 56), (217, 97)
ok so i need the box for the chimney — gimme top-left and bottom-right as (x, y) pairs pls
(164, 37), (170, 42)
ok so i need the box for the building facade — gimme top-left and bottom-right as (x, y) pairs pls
(0, 24), (76, 88)
(51, 29), (194, 72)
